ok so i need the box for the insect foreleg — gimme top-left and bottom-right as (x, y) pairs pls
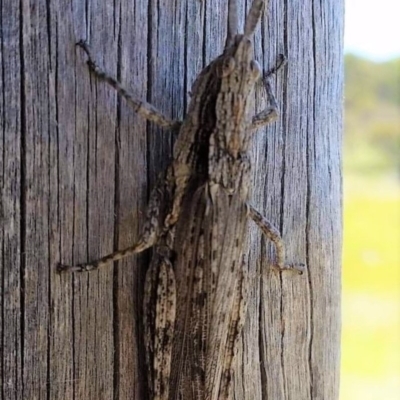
(250, 54), (287, 131)
(76, 40), (181, 130)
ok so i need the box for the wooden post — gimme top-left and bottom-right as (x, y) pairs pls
(0, 0), (343, 399)
(239, 1), (343, 399)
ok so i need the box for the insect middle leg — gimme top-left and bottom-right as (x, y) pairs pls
(76, 40), (182, 130)
(247, 204), (305, 274)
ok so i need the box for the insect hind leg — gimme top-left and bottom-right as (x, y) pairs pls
(57, 176), (172, 273)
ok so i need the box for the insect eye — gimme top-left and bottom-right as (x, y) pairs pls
(218, 57), (236, 77)
(250, 60), (261, 80)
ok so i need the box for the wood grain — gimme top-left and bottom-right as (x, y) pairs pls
(0, 0), (343, 398)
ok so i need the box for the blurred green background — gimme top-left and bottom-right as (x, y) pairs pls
(341, 53), (400, 399)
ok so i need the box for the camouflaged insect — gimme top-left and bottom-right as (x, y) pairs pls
(58, 1), (305, 398)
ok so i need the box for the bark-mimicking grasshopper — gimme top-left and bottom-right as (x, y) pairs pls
(58, 0), (305, 398)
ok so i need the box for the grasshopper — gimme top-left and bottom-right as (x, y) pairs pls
(58, 0), (304, 398)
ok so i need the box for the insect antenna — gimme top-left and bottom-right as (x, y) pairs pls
(225, 0), (239, 47)
(243, 0), (265, 38)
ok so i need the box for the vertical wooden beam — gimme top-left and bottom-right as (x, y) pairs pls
(0, 0), (343, 398)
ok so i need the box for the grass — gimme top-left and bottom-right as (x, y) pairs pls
(340, 174), (400, 400)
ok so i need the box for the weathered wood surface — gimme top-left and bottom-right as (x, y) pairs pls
(0, 0), (343, 399)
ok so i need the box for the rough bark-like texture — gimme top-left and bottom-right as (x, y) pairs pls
(0, 0), (343, 399)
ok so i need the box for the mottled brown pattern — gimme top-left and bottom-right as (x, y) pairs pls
(58, 1), (303, 398)
(52, 0), (335, 399)
(0, 0), (344, 397)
